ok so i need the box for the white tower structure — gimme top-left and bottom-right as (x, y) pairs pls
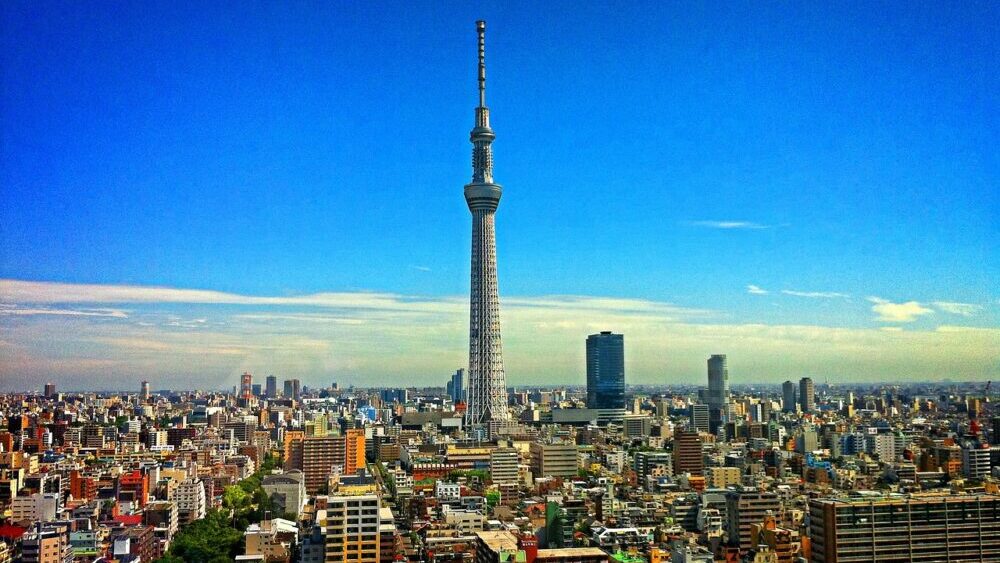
(464, 20), (509, 427)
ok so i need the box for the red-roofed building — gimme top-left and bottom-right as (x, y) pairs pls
(119, 470), (149, 507)
(0, 524), (27, 542)
(114, 514), (144, 527)
(70, 470), (97, 501)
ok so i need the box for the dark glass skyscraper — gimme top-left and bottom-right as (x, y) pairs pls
(782, 380), (796, 412)
(799, 377), (815, 412)
(707, 354), (730, 433)
(586, 332), (625, 415)
(447, 368), (465, 403)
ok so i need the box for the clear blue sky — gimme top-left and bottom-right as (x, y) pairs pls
(1, 2), (997, 390)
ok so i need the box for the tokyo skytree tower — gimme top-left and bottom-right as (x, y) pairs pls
(464, 20), (509, 427)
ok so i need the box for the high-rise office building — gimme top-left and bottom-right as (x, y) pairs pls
(673, 428), (704, 476)
(726, 489), (781, 551)
(586, 331), (626, 421)
(43, 383), (56, 398)
(240, 372), (253, 400)
(782, 380), (796, 412)
(464, 21), (509, 429)
(489, 448), (520, 485)
(140, 381), (150, 400)
(299, 437), (345, 494)
(529, 442), (578, 478)
(447, 369), (465, 403)
(707, 354), (730, 433)
(799, 377), (815, 413)
(283, 379), (301, 400)
(265, 375), (277, 398)
(690, 404), (710, 432)
(345, 428), (366, 477)
(290, 431), (366, 494)
(809, 494), (1000, 562)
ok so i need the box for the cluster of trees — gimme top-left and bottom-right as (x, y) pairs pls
(153, 510), (243, 563)
(154, 453), (279, 563)
(224, 454), (279, 530)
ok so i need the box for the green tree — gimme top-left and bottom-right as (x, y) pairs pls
(155, 452), (283, 562)
(156, 510), (242, 562)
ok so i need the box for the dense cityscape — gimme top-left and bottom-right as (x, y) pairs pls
(1, 5), (997, 563)
(0, 363), (998, 563)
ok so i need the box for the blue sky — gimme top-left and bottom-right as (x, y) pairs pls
(1, 2), (997, 390)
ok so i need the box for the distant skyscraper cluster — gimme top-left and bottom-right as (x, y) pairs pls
(283, 378), (301, 400)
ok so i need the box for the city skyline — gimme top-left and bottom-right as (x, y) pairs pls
(1, 3), (998, 390)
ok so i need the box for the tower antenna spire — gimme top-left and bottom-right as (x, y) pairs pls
(477, 20), (486, 107)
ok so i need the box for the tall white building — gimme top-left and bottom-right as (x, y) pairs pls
(434, 481), (461, 502)
(173, 478), (206, 524)
(868, 433), (897, 462)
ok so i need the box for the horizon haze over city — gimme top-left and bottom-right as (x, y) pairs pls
(2, 2), (997, 391)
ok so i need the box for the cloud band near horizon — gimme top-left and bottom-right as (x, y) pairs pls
(0, 279), (996, 391)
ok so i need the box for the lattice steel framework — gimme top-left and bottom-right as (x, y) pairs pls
(464, 20), (509, 427)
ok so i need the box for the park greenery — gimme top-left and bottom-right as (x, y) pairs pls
(154, 452), (279, 563)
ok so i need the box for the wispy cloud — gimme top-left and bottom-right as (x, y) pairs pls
(687, 220), (774, 230)
(0, 304), (128, 318)
(1, 279), (996, 390)
(868, 297), (934, 323)
(781, 290), (850, 299)
(932, 301), (982, 317)
(411, 266), (432, 272)
(747, 285), (768, 295)
(0, 279), (457, 313)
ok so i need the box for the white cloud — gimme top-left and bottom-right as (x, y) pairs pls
(687, 220), (772, 230)
(747, 285), (768, 295)
(868, 297), (934, 323)
(781, 290), (850, 299)
(0, 304), (128, 318)
(1, 280), (996, 390)
(932, 301), (982, 317)
(411, 266), (432, 272)
(0, 279), (460, 313)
